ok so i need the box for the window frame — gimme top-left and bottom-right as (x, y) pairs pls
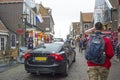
(10, 34), (16, 49)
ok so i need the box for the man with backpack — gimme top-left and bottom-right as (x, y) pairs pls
(84, 22), (114, 80)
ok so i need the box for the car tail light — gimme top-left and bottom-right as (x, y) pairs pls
(24, 53), (31, 60)
(50, 54), (63, 61)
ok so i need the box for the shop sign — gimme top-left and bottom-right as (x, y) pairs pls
(16, 28), (24, 34)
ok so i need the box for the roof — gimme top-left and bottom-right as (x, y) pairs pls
(0, 20), (9, 32)
(39, 3), (52, 16)
(39, 4), (50, 16)
(0, 0), (23, 3)
(38, 3), (55, 25)
(81, 13), (93, 22)
(72, 22), (80, 27)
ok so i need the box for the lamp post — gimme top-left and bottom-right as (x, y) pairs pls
(22, 13), (28, 47)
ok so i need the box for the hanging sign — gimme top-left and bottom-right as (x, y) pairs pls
(16, 28), (24, 34)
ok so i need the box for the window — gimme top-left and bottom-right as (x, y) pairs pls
(0, 37), (7, 50)
(1, 38), (5, 50)
(11, 34), (16, 48)
(84, 24), (89, 29)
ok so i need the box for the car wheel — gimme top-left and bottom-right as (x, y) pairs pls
(62, 62), (69, 77)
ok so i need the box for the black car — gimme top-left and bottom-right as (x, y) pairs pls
(24, 42), (76, 76)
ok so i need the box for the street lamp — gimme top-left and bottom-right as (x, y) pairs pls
(22, 13), (28, 46)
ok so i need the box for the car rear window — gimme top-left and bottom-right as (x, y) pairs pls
(54, 38), (64, 42)
(33, 43), (63, 52)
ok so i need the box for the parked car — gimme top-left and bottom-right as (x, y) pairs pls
(24, 42), (76, 76)
(18, 47), (28, 63)
(53, 38), (64, 42)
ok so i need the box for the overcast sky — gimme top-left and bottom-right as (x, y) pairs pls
(35, 0), (95, 39)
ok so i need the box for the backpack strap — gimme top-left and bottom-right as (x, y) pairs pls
(99, 34), (105, 53)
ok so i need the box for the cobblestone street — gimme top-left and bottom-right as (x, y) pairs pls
(0, 47), (120, 80)
(0, 47), (88, 80)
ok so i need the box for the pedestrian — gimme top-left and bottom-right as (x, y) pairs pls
(84, 22), (114, 80)
(75, 37), (78, 47)
(82, 34), (88, 50)
(71, 39), (74, 46)
(64, 37), (71, 47)
(78, 37), (82, 53)
(115, 42), (120, 61)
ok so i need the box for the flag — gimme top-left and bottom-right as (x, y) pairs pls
(36, 13), (43, 23)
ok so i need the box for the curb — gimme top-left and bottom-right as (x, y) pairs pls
(0, 63), (8, 68)
(0, 63), (8, 73)
(0, 62), (19, 73)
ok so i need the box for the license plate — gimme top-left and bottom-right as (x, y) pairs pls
(35, 57), (47, 61)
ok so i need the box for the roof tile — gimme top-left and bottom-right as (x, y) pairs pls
(0, 20), (9, 32)
(82, 13), (93, 22)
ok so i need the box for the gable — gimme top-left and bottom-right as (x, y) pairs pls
(39, 4), (50, 16)
(82, 13), (93, 22)
(0, 20), (9, 32)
